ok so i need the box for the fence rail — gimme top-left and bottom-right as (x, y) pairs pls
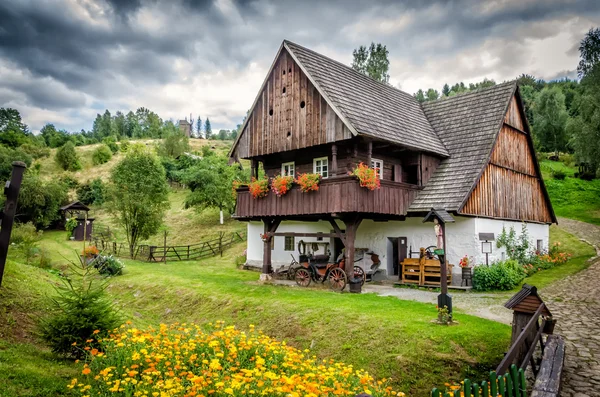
(92, 231), (246, 262)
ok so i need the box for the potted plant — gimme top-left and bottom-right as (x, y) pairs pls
(350, 162), (380, 190)
(271, 175), (294, 197)
(295, 173), (321, 193)
(248, 177), (269, 199)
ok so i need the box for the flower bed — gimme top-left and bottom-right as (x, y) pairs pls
(70, 322), (399, 397)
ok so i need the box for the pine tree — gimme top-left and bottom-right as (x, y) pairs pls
(196, 117), (203, 139)
(204, 118), (212, 139)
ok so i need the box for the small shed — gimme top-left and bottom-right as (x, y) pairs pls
(60, 201), (94, 241)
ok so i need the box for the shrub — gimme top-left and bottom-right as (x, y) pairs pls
(55, 141), (82, 171)
(473, 259), (525, 291)
(119, 140), (130, 152)
(102, 136), (119, 154)
(59, 173), (80, 189)
(17, 173), (69, 229)
(94, 255), (124, 276)
(0, 145), (33, 181)
(20, 143), (50, 159)
(38, 248), (53, 269)
(496, 224), (530, 264)
(39, 257), (121, 358)
(69, 322), (397, 397)
(10, 222), (42, 265)
(92, 145), (112, 165)
(552, 169), (567, 180)
(76, 178), (107, 206)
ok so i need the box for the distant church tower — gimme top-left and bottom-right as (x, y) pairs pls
(178, 119), (192, 137)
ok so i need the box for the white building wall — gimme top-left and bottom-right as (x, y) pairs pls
(246, 216), (549, 284)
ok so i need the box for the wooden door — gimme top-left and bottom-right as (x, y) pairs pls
(397, 237), (408, 277)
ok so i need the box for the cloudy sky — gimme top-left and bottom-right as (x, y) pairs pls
(1, 0), (599, 133)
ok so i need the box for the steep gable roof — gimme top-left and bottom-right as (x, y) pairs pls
(283, 40), (449, 157)
(409, 82), (516, 212)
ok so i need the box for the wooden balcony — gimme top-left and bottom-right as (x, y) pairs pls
(234, 175), (423, 220)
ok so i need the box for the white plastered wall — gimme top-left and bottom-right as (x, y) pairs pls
(245, 216), (549, 283)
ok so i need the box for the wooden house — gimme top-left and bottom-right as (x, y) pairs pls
(229, 40), (556, 282)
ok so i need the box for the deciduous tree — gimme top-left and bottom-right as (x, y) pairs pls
(109, 146), (170, 255)
(351, 43), (390, 83)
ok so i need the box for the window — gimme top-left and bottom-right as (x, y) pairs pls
(537, 239), (543, 252)
(371, 158), (383, 179)
(284, 236), (295, 251)
(282, 162), (295, 177)
(271, 238), (274, 250)
(313, 157), (329, 178)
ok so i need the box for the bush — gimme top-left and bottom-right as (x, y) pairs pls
(76, 178), (107, 205)
(91, 145), (112, 165)
(0, 145), (33, 181)
(55, 141), (82, 171)
(119, 140), (130, 152)
(552, 169), (567, 180)
(20, 143), (50, 159)
(10, 222), (42, 265)
(38, 248), (53, 269)
(59, 173), (80, 189)
(102, 136), (119, 154)
(473, 260), (525, 291)
(39, 257), (122, 358)
(94, 255), (124, 276)
(17, 173), (69, 229)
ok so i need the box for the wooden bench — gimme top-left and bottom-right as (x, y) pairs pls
(400, 258), (421, 285)
(400, 259), (453, 286)
(531, 335), (565, 397)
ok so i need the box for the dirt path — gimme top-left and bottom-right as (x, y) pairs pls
(542, 218), (600, 396)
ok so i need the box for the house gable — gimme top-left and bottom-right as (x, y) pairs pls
(231, 47), (352, 159)
(459, 91), (555, 223)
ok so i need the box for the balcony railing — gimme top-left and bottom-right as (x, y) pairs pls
(234, 175), (423, 219)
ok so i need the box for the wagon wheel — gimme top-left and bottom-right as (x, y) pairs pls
(295, 268), (311, 287)
(353, 266), (366, 286)
(328, 268), (347, 292)
(425, 245), (438, 259)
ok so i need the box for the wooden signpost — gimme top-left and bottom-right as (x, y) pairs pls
(0, 162), (26, 287)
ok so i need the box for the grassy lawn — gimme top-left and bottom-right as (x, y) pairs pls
(540, 160), (600, 225)
(0, 232), (513, 396)
(519, 225), (597, 290)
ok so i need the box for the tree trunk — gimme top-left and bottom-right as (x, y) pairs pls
(220, 210), (224, 225)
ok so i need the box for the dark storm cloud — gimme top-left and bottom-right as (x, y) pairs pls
(0, 0), (599, 131)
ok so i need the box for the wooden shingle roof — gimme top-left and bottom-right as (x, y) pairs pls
(409, 82), (517, 212)
(284, 40), (450, 157)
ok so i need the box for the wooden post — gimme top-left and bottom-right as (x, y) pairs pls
(441, 222), (448, 294)
(343, 217), (362, 285)
(164, 230), (167, 263)
(0, 162), (26, 287)
(331, 143), (338, 177)
(250, 159), (256, 179)
(261, 218), (281, 281)
(366, 140), (372, 168)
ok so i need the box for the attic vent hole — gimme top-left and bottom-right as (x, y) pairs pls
(300, 101), (305, 109)
(269, 108), (273, 116)
(287, 131), (291, 137)
(282, 70), (286, 75)
(288, 67), (292, 73)
(282, 87), (286, 94)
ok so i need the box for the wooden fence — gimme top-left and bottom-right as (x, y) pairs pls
(92, 231), (246, 262)
(431, 302), (564, 397)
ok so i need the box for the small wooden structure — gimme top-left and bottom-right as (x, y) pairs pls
(400, 257), (453, 286)
(60, 201), (94, 241)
